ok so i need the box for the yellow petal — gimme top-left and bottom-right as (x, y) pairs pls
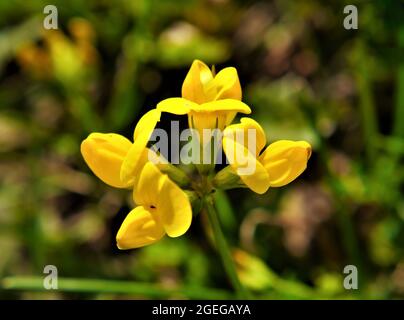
(120, 144), (148, 186)
(197, 99), (251, 114)
(80, 133), (132, 188)
(207, 67), (242, 101)
(224, 118), (266, 156)
(133, 109), (161, 141)
(223, 135), (270, 194)
(157, 97), (198, 115)
(116, 206), (165, 250)
(182, 59), (213, 104)
(148, 148), (170, 165)
(187, 111), (230, 147)
(187, 101), (251, 134)
(223, 111), (237, 128)
(158, 175), (192, 237)
(188, 111), (218, 132)
(259, 140), (312, 187)
(182, 60), (242, 103)
(237, 157), (270, 194)
(133, 162), (192, 237)
(157, 98), (250, 133)
(133, 162), (164, 207)
(120, 109), (161, 185)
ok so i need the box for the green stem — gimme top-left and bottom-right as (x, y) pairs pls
(204, 196), (249, 299)
(2, 276), (233, 300)
(355, 42), (379, 165)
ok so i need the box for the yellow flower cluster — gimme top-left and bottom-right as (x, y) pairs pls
(81, 109), (191, 249)
(81, 59), (311, 250)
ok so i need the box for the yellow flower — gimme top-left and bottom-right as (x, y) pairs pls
(81, 109), (161, 188)
(223, 118), (311, 194)
(182, 59), (242, 103)
(116, 162), (192, 249)
(80, 58), (312, 255)
(157, 60), (251, 136)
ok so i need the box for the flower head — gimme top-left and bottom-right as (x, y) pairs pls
(80, 59), (312, 254)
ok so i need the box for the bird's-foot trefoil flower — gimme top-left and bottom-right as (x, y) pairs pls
(81, 109), (161, 189)
(116, 162), (192, 249)
(80, 59), (312, 299)
(219, 117), (312, 194)
(157, 60), (251, 139)
(81, 132), (133, 188)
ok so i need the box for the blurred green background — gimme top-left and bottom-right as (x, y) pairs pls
(0, 0), (403, 299)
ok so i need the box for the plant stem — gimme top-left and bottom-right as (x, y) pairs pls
(204, 196), (249, 299)
(2, 276), (233, 300)
(355, 41), (379, 165)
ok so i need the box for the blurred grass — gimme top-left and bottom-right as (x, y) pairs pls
(2, 277), (234, 299)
